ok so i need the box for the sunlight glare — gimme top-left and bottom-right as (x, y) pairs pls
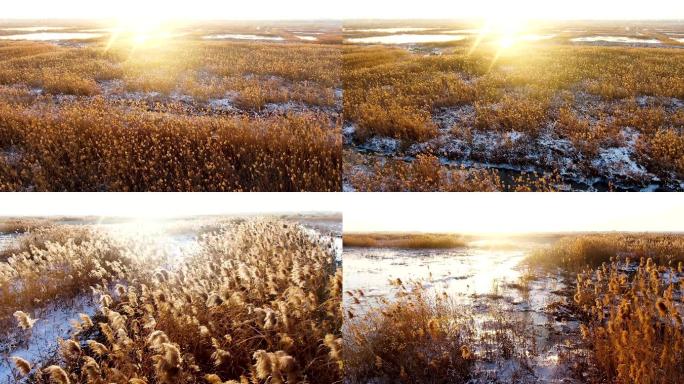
(488, 10), (528, 49)
(499, 36), (516, 48)
(469, 5), (530, 56)
(107, 217), (170, 239)
(106, 3), (177, 49)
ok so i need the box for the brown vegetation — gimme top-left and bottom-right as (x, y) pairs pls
(0, 217), (51, 234)
(344, 226), (684, 382)
(575, 258), (684, 383)
(343, 36), (684, 191)
(1, 219), (342, 383)
(344, 150), (563, 191)
(0, 226), (132, 329)
(0, 95), (340, 191)
(344, 279), (540, 383)
(526, 233), (684, 271)
(344, 284), (475, 383)
(344, 232), (467, 249)
(0, 37), (341, 191)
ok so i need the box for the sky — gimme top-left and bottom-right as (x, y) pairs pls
(342, 193), (684, 234)
(1, 193), (681, 233)
(2, 0), (683, 21)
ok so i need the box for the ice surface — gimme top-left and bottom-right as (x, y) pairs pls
(347, 34), (467, 44)
(571, 36), (661, 44)
(203, 34), (284, 41)
(0, 33), (103, 41)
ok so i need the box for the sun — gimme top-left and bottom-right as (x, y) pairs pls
(470, 5), (530, 52)
(118, 17), (168, 44)
(466, 9), (531, 70)
(106, 4), (177, 49)
(489, 14), (528, 48)
(499, 36), (517, 49)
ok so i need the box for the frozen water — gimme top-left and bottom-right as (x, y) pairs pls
(571, 36), (661, 44)
(348, 27), (432, 33)
(344, 246), (527, 306)
(347, 34), (467, 44)
(203, 34), (284, 41)
(0, 33), (103, 41)
(345, 242), (586, 383)
(1, 27), (67, 32)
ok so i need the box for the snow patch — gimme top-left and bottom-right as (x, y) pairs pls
(262, 101), (308, 114)
(507, 131), (524, 142)
(207, 97), (237, 112)
(433, 105), (475, 130)
(592, 146), (648, 179)
(343, 124), (357, 145)
(439, 138), (471, 159)
(362, 137), (400, 155)
(0, 295), (98, 382)
(169, 92), (194, 104)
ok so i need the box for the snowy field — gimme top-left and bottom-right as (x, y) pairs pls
(0, 214), (342, 383)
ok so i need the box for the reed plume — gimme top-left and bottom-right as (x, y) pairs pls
(10, 356), (31, 376)
(43, 365), (70, 384)
(13, 310), (38, 329)
(86, 340), (109, 356)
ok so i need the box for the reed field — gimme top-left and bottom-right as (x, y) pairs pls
(344, 232), (684, 383)
(0, 21), (342, 191)
(0, 214), (343, 383)
(343, 21), (684, 191)
(343, 232), (466, 248)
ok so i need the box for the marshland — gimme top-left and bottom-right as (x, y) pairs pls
(343, 232), (684, 383)
(343, 20), (684, 191)
(0, 213), (342, 383)
(0, 20), (342, 191)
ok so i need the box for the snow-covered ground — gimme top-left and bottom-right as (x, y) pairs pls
(0, 295), (98, 382)
(345, 95), (684, 191)
(0, 221), (198, 381)
(0, 233), (16, 254)
(25, 74), (340, 121)
(294, 217), (342, 263)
